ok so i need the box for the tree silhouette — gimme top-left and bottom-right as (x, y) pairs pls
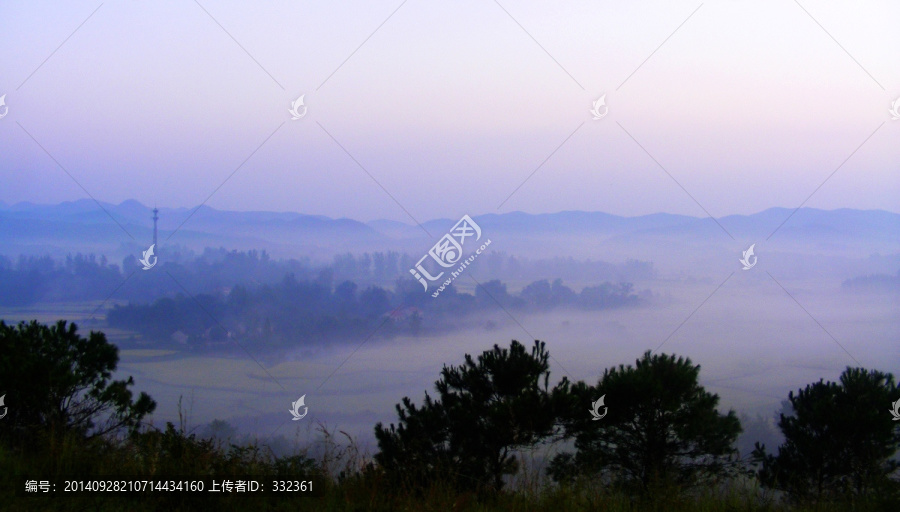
(0, 320), (156, 445)
(550, 351), (741, 493)
(374, 340), (557, 492)
(752, 367), (900, 502)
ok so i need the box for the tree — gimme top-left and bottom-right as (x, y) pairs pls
(0, 320), (156, 444)
(550, 351), (741, 492)
(752, 367), (900, 502)
(474, 279), (512, 307)
(359, 286), (391, 318)
(520, 279), (553, 309)
(374, 340), (557, 492)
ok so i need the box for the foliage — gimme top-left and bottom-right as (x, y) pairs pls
(0, 254), (123, 306)
(550, 350), (742, 493)
(374, 340), (558, 492)
(2, 322), (900, 510)
(752, 367), (900, 502)
(0, 320), (156, 444)
(107, 273), (641, 349)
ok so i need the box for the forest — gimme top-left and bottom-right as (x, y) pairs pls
(0, 249), (648, 349)
(1, 320), (897, 511)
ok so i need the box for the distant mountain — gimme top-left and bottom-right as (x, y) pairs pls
(1, 201), (897, 271)
(377, 207), (900, 278)
(467, 207), (900, 248)
(0, 200), (387, 261)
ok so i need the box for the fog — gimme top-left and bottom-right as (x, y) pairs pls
(114, 269), (899, 453)
(3, 2), (898, 503)
(1, 203), (897, 457)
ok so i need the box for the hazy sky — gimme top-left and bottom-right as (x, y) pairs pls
(1, 0), (898, 222)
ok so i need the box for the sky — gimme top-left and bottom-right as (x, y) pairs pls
(1, 0), (898, 223)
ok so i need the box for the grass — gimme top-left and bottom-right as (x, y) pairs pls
(3, 421), (896, 512)
(2, 310), (896, 510)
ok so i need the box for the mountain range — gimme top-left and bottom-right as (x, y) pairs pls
(1, 200), (897, 276)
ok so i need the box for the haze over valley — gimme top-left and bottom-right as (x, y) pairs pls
(1, 200), (896, 452)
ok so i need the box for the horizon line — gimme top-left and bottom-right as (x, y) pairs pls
(1, 198), (898, 225)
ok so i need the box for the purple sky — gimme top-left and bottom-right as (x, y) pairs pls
(1, 0), (898, 222)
